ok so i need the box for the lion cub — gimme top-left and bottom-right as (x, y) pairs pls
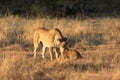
(63, 48), (83, 60)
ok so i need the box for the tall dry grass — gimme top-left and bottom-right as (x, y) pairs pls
(0, 16), (120, 47)
(0, 15), (120, 80)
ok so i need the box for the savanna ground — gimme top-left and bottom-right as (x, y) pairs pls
(0, 16), (120, 80)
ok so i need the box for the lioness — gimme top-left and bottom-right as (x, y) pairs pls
(63, 48), (83, 60)
(33, 28), (67, 60)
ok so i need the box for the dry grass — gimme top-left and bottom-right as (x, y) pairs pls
(0, 15), (120, 80)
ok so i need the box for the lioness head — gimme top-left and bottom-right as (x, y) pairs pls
(58, 37), (68, 48)
(58, 39), (68, 56)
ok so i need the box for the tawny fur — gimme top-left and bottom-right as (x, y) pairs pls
(63, 48), (83, 60)
(33, 28), (67, 60)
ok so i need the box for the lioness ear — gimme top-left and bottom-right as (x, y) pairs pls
(59, 39), (63, 42)
(59, 38), (67, 42)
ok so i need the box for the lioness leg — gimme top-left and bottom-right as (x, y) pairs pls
(33, 42), (38, 58)
(33, 32), (39, 58)
(49, 47), (53, 61)
(53, 48), (58, 59)
(42, 46), (46, 59)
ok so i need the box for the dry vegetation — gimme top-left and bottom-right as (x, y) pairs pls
(0, 15), (120, 80)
